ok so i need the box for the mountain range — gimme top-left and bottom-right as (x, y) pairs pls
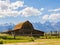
(0, 23), (15, 32)
(0, 22), (60, 32)
(32, 22), (60, 32)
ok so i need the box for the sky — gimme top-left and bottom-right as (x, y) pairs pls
(0, 0), (60, 25)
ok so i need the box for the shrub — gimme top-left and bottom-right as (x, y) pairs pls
(29, 37), (34, 42)
(0, 39), (3, 44)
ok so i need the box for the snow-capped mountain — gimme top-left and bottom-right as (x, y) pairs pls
(0, 22), (60, 32)
(0, 23), (15, 32)
(32, 22), (60, 32)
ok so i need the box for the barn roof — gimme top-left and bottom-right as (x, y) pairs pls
(14, 21), (34, 30)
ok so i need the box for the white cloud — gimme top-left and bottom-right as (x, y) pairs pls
(48, 8), (60, 12)
(19, 7), (42, 17)
(0, 10), (19, 17)
(42, 15), (49, 20)
(49, 13), (60, 21)
(0, 0), (24, 17)
(0, 0), (10, 17)
(40, 8), (44, 11)
(0, 0), (42, 18)
(10, 1), (24, 9)
(0, 0), (10, 10)
(47, 8), (60, 24)
(0, 0), (24, 10)
(0, 15), (3, 18)
(40, 13), (60, 24)
(40, 15), (49, 24)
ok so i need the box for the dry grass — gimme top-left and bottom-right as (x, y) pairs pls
(35, 39), (60, 45)
(2, 39), (60, 45)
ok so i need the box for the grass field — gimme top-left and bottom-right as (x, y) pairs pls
(2, 39), (60, 45)
(35, 39), (60, 45)
(0, 34), (60, 45)
(0, 34), (35, 44)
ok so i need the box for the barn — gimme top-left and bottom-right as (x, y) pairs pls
(6, 21), (44, 36)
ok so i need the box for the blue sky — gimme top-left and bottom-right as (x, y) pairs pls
(0, 0), (60, 25)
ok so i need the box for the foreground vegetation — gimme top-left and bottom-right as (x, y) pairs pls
(0, 34), (60, 44)
(1, 39), (60, 45)
(0, 34), (35, 44)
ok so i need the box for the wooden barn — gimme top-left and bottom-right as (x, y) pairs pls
(6, 21), (44, 36)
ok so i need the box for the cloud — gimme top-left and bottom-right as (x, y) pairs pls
(40, 15), (49, 24)
(42, 15), (49, 20)
(46, 8), (60, 24)
(48, 8), (60, 12)
(49, 13), (60, 22)
(0, 0), (42, 18)
(0, 0), (24, 10)
(40, 8), (44, 11)
(0, 16), (3, 18)
(19, 7), (42, 17)
(0, 0), (10, 10)
(0, 0), (10, 17)
(0, 0), (24, 17)
(10, 1), (24, 9)
(40, 13), (60, 24)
